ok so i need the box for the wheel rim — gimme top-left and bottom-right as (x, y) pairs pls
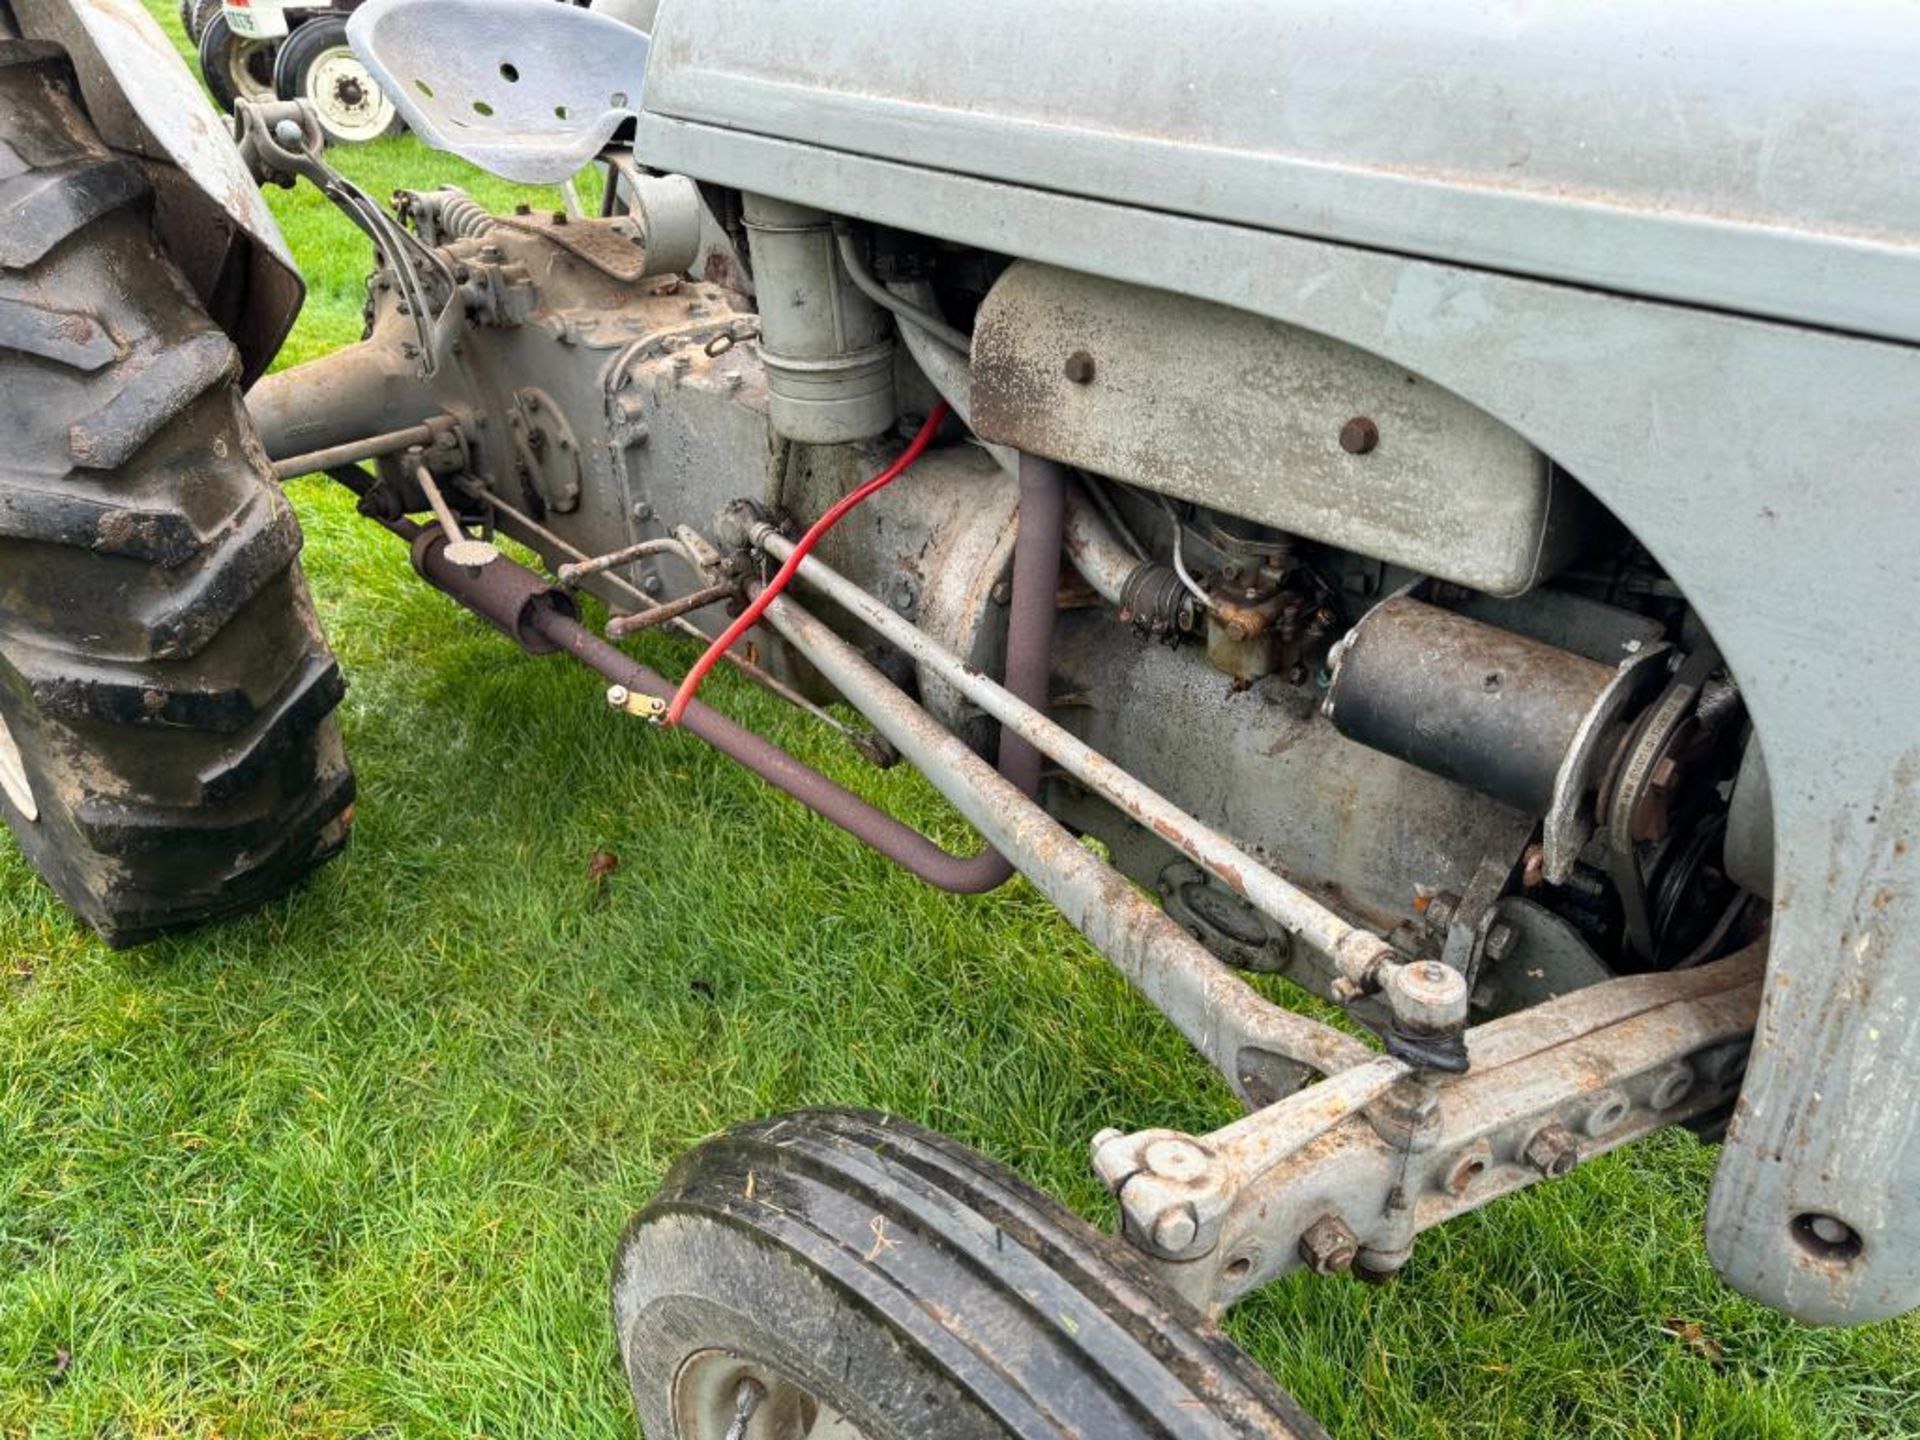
(305, 46), (397, 143)
(0, 712), (37, 822)
(227, 36), (277, 101)
(672, 1350), (868, 1440)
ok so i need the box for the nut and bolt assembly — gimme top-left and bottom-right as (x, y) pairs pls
(1522, 1122), (1581, 1178)
(1298, 1214), (1360, 1275)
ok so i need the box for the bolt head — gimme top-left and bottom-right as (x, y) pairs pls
(1150, 1204), (1199, 1255)
(1386, 960), (1469, 1033)
(641, 575), (663, 595)
(1339, 416), (1380, 455)
(1298, 1214), (1359, 1275)
(1522, 1122), (1580, 1177)
(1483, 921), (1517, 963)
(1142, 1137), (1208, 1181)
(273, 118), (305, 148)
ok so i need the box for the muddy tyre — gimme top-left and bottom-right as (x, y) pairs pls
(614, 1109), (1325, 1439)
(0, 35), (353, 946)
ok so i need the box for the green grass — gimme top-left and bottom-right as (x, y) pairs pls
(0, 4), (1915, 1436)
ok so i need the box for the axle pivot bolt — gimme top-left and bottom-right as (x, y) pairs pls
(1298, 1214), (1359, 1275)
(1150, 1204), (1199, 1255)
(1522, 1122), (1580, 1178)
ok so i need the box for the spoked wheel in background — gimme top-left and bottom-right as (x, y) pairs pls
(273, 17), (403, 146)
(197, 11), (278, 112)
(613, 1109), (1325, 1439)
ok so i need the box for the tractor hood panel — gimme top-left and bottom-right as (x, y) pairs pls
(641, 0), (1920, 344)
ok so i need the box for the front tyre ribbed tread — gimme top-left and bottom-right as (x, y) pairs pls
(615, 1109), (1326, 1440)
(0, 31), (351, 946)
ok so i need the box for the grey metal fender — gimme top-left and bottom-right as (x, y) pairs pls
(632, 116), (1920, 1327)
(11, 0), (302, 382)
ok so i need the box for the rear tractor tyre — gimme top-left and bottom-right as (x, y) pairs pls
(272, 17), (403, 146)
(197, 12), (278, 113)
(0, 33), (353, 945)
(613, 1109), (1326, 1440)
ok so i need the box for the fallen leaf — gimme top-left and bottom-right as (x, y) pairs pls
(1662, 1317), (1725, 1365)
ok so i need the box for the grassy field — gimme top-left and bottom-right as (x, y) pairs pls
(1, 5), (1915, 1436)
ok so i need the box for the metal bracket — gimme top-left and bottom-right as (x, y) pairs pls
(1095, 944), (1762, 1312)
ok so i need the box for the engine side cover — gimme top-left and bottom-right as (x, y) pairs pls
(972, 263), (1574, 596)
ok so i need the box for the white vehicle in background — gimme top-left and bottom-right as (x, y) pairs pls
(194, 0), (401, 145)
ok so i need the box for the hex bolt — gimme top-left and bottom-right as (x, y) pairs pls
(1483, 921), (1518, 964)
(1522, 1122), (1581, 1178)
(631, 501), (655, 523)
(641, 574), (663, 596)
(1150, 1204), (1200, 1255)
(1062, 350), (1097, 385)
(1339, 416), (1380, 455)
(1648, 1061), (1695, 1111)
(1298, 1214), (1360, 1276)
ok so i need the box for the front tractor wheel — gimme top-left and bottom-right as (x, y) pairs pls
(0, 33), (352, 945)
(614, 1110), (1324, 1440)
(273, 17), (403, 146)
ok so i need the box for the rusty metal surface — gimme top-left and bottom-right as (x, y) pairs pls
(761, 585), (1376, 1096)
(971, 264), (1570, 598)
(619, 125), (1920, 1319)
(754, 525), (1411, 1001)
(398, 517), (1026, 894)
(1101, 943), (1764, 1311)
(408, 526), (578, 652)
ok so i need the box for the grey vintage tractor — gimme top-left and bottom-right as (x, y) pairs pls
(1, 0), (1914, 1434)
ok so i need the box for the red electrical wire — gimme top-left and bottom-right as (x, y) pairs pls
(663, 401), (951, 726)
